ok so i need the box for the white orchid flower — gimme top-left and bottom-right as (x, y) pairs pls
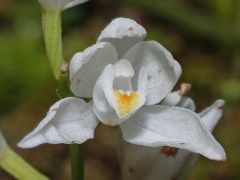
(119, 84), (225, 180)
(38, 0), (90, 11)
(18, 18), (226, 161)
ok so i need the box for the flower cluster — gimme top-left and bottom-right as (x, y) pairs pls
(18, 18), (226, 161)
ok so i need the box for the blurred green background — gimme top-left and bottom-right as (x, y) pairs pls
(0, 0), (239, 179)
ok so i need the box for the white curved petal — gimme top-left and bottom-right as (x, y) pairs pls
(64, 0), (89, 9)
(177, 96), (196, 111)
(70, 42), (118, 98)
(136, 66), (149, 100)
(120, 105), (226, 160)
(93, 65), (121, 126)
(39, 0), (88, 10)
(119, 100), (225, 180)
(161, 91), (182, 106)
(124, 41), (182, 105)
(18, 98), (99, 148)
(93, 64), (146, 126)
(97, 17), (147, 57)
(199, 99), (225, 131)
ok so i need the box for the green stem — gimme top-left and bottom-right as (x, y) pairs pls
(41, 9), (84, 180)
(42, 10), (64, 80)
(70, 144), (84, 180)
(0, 146), (48, 180)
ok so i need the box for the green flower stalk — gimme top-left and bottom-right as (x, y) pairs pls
(70, 144), (84, 180)
(39, 1), (90, 179)
(42, 10), (63, 80)
(40, 0), (90, 80)
(0, 131), (48, 180)
(41, 9), (84, 180)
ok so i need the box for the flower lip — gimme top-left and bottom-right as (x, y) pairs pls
(113, 90), (140, 118)
(93, 61), (148, 125)
(112, 60), (143, 118)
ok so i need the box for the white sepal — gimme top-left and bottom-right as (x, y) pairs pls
(178, 96), (196, 111)
(199, 99), (225, 131)
(97, 17), (147, 57)
(161, 91), (182, 106)
(119, 99), (225, 180)
(70, 42), (118, 98)
(18, 97), (99, 148)
(39, 0), (89, 10)
(124, 41), (182, 105)
(64, 0), (89, 9)
(120, 105), (226, 160)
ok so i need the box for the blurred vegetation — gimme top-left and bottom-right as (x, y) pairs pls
(0, 0), (239, 179)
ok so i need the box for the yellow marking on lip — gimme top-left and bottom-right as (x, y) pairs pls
(113, 90), (140, 117)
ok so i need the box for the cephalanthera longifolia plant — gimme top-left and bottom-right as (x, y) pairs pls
(1, 1), (226, 180)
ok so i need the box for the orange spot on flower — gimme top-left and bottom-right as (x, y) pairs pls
(161, 146), (178, 157)
(113, 90), (139, 117)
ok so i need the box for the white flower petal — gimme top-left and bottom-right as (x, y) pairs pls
(39, 0), (88, 10)
(161, 91), (182, 106)
(93, 64), (146, 126)
(18, 98), (99, 148)
(64, 0), (89, 9)
(199, 99), (225, 131)
(119, 100), (225, 180)
(97, 17), (147, 57)
(177, 96), (196, 111)
(70, 42), (118, 98)
(120, 105), (226, 160)
(124, 41), (182, 105)
(93, 65), (121, 126)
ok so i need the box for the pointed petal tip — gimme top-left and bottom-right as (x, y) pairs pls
(215, 99), (225, 107)
(209, 150), (226, 161)
(17, 142), (27, 148)
(17, 134), (43, 148)
(17, 139), (35, 149)
(206, 143), (226, 161)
